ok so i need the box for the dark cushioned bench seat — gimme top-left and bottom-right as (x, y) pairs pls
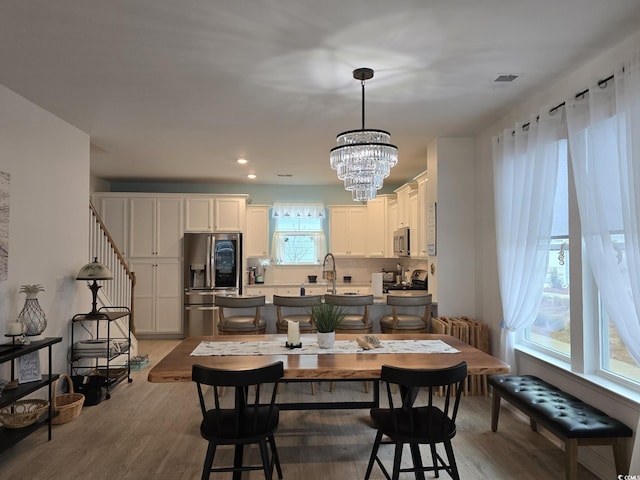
(488, 374), (632, 480)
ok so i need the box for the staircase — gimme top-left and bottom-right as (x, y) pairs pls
(88, 203), (137, 354)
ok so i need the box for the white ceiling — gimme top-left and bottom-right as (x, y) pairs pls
(2, 0), (640, 187)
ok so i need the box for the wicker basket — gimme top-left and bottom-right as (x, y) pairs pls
(52, 374), (84, 425)
(0, 399), (50, 429)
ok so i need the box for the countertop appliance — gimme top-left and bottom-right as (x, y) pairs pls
(183, 232), (242, 336)
(385, 269), (428, 292)
(393, 227), (411, 257)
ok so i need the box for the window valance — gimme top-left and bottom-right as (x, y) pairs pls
(271, 203), (325, 218)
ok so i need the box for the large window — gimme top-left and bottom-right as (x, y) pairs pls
(270, 203), (327, 265)
(519, 137), (640, 390)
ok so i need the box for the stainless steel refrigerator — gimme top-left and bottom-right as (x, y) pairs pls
(183, 232), (242, 336)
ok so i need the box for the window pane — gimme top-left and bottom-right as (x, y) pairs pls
(279, 234), (320, 264)
(276, 217), (323, 232)
(526, 237), (571, 355)
(525, 140), (570, 356)
(602, 310), (640, 384)
(599, 232), (640, 384)
(272, 216), (327, 265)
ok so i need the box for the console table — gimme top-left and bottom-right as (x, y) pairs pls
(0, 337), (61, 453)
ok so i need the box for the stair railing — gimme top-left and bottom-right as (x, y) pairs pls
(88, 203), (137, 334)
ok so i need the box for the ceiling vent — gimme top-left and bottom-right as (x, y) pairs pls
(494, 74), (519, 83)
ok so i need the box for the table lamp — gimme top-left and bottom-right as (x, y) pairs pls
(76, 257), (113, 317)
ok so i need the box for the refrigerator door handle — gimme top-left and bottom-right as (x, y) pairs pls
(185, 305), (217, 311)
(206, 234), (213, 288)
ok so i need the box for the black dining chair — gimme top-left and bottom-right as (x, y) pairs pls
(364, 361), (468, 480)
(192, 361), (285, 480)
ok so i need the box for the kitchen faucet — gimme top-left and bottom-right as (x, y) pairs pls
(322, 253), (337, 294)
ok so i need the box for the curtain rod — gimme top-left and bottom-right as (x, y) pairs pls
(518, 73), (615, 132)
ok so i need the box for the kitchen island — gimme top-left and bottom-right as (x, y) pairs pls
(192, 288), (435, 335)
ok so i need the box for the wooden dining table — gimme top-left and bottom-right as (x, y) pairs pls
(148, 333), (510, 411)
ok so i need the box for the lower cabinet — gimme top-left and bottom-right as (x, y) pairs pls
(244, 286), (275, 303)
(129, 258), (182, 336)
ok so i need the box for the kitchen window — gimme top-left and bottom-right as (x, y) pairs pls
(270, 203), (327, 265)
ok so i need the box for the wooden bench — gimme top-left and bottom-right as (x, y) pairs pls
(488, 374), (632, 480)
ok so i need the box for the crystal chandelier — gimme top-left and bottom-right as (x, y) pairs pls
(330, 68), (398, 202)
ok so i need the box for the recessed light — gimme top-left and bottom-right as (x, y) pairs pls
(237, 158), (248, 164)
(247, 174), (256, 179)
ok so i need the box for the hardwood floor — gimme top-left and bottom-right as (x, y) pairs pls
(0, 340), (601, 479)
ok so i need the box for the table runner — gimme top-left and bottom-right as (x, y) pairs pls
(190, 337), (460, 356)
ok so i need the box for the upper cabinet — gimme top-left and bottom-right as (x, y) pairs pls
(366, 196), (390, 257)
(329, 206), (367, 257)
(393, 183), (417, 229)
(413, 171), (429, 258)
(245, 205), (270, 258)
(129, 197), (183, 258)
(184, 196), (247, 233)
(184, 198), (213, 232)
(388, 198), (398, 234)
(214, 197), (246, 232)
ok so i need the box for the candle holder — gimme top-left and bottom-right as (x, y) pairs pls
(285, 341), (302, 349)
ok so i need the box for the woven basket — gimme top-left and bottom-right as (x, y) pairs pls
(0, 399), (49, 429)
(52, 374), (84, 425)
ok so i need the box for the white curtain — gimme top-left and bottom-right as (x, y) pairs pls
(492, 108), (564, 368)
(272, 203), (325, 218)
(565, 54), (640, 365)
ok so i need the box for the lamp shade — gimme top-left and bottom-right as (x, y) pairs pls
(76, 257), (113, 280)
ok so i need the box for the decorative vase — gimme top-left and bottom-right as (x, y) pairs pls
(17, 284), (47, 336)
(317, 331), (335, 349)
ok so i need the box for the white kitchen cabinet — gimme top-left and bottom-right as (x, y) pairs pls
(184, 198), (213, 232)
(129, 258), (182, 335)
(414, 171), (429, 258)
(245, 205), (270, 258)
(410, 191), (418, 246)
(184, 196), (247, 232)
(366, 196), (390, 257)
(305, 285), (328, 296)
(275, 286), (303, 296)
(97, 196), (128, 257)
(244, 285), (275, 302)
(329, 206), (367, 257)
(394, 183), (417, 228)
(129, 197), (182, 258)
(214, 197), (246, 232)
(388, 198), (398, 232)
(335, 286), (371, 295)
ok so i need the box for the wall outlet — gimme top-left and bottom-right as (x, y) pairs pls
(56, 276), (64, 291)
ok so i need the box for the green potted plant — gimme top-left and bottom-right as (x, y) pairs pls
(310, 301), (347, 348)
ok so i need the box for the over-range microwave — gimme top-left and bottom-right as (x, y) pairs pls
(393, 227), (411, 257)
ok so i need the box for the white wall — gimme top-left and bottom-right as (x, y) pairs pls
(427, 137), (476, 317)
(0, 84), (91, 378)
(474, 28), (640, 477)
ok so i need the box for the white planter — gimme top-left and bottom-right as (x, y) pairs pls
(317, 331), (335, 349)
